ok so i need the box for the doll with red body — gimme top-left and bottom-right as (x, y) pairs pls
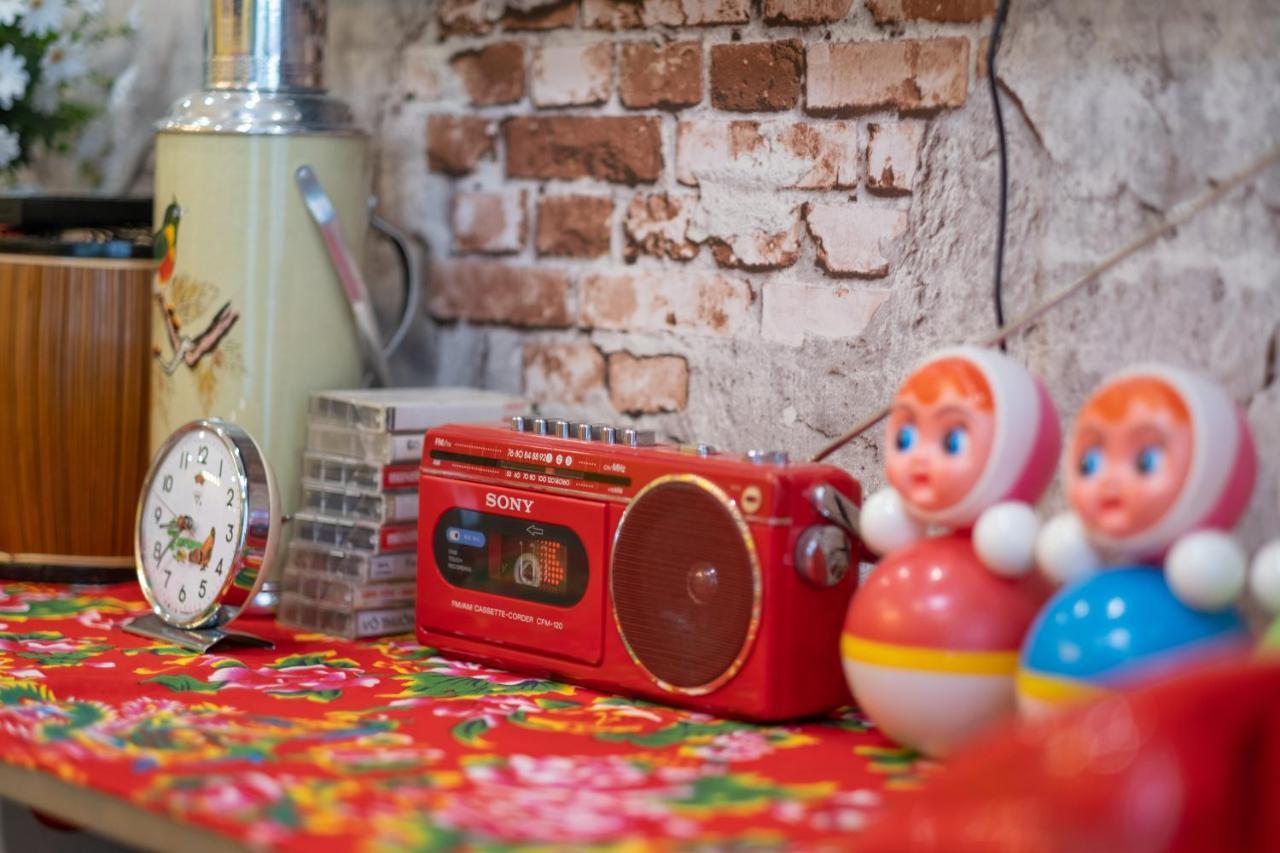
(842, 346), (1060, 757)
(1018, 365), (1263, 713)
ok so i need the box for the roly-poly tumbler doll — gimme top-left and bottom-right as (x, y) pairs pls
(1018, 365), (1257, 716)
(842, 346), (1060, 757)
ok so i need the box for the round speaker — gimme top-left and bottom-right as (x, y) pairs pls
(610, 475), (761, 694)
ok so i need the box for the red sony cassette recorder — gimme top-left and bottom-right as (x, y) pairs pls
(417, 417), (865, 721)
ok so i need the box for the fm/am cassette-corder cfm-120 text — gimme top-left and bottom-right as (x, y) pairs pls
(416, 416), (870, 721)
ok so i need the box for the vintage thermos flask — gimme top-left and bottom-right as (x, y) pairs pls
(151, 0), (370, 607)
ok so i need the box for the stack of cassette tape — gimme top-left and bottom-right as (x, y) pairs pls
(277, 387), (524, 639)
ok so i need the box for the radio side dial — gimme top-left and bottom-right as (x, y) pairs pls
(795, 525), (852, 587)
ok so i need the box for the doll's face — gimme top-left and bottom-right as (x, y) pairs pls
(885, 386), (996, 515)
(1067, 392), (1193, 539)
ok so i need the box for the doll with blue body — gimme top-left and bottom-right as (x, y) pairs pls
(1018, 366), (1262, 714)
(842, 346), (1061, 757)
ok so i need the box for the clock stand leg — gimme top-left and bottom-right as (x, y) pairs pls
(122, 613), (275, 653)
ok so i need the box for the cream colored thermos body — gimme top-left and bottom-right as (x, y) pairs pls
(150, 0), (396, 608)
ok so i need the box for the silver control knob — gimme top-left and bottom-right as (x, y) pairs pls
(600, 425), (618, 444)
(747, 449), (789, 466)
(532, 418), (550, 436)
(510, 415), (529, 432)
(623, 428), (656, 447)
(795, 525), (852, 587)
(552, 419), (573, 439)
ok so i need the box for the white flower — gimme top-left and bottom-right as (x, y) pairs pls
(39, 36), (84, 85)
(19, 0), (64, 37)
(0, 0), (26, 28)
(30, 77), (58, 113)
(72, 0), (102, 14)
(0, 44), (29, 110)
(0, 126), (19, 169)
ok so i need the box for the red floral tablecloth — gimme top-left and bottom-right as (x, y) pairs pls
(0, 582), (929, 851)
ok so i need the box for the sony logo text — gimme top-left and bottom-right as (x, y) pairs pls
(486, 493), (535, 514)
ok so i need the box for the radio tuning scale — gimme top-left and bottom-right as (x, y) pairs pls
(125, 419), (282, 653)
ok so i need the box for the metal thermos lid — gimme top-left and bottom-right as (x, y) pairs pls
(158, 0), (360, 136)
(207, 0), (325, 92)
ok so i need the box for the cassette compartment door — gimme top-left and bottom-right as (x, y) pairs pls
(420, 477), (606, 666)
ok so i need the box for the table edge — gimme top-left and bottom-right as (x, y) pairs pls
(0, 761), (246, 853)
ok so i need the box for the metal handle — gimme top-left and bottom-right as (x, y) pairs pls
(369, 209), (420, 360)
(294, 165), (393, 386)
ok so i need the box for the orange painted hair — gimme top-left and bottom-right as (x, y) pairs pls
(897, 357), (994, 412)
(1082, 375), (1190, 425)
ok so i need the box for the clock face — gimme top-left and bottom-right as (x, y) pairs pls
(137, 426), (244, 626)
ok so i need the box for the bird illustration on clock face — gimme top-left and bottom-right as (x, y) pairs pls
(151, 199), (240, 376)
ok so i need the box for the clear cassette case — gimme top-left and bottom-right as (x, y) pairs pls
(278, 593), (414, 639)
(300, 483), (419, 523)
(285, 540), (417, 582)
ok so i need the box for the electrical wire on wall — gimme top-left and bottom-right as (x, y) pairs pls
(989, 0), (1012, 350)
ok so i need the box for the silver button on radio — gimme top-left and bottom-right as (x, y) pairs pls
(532, 418), (550, 436)
(510, 415), (529, 432)
(576, 423), (609, 441)
(747, 449), (789, 466)
(552, 419), (573, 439)
(624, 428), (656, 447)
(600, 425), (619, 444)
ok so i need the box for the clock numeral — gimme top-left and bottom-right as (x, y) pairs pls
(199, 579), (208, 599)
(153, 541), (162, 560)
(197, 445), (209, 464)
(162, 474), (173, 493)
(178, 585), (187, 603)
(153, 506), (161, 525)
(215, 558), (224, 576)
(226, 488), (235, 508)
(218, 459), (224, 478)
(179, 451), (191, 470)
(225, 523), (234, 543)
(163, 569), (172, 587)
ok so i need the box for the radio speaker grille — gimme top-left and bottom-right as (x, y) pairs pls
(611, 477), (759, 693)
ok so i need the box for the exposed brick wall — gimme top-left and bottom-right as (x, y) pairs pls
(407, 0), (989, 419)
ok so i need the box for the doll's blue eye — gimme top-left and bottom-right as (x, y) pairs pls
(895, 424), (917, 452)
(1136, 445), (1163, 475)
(1079, 447), (1103, 477)
(942, 427), (968, 456)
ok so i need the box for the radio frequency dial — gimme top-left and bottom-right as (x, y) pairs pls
(794, 525), (852, 587)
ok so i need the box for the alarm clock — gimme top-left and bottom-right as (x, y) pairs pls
(123, 418), (281, 652)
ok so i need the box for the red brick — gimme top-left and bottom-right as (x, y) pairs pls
(427, 115), (496, 176)
(804, 204), (908, 278)
(868, 0), (994, 23)
(579, 271), (754, 336)
(607, 353), (690, 413)
(430, 260), (572, 327)
(450, 42), (525, 107)
(506, 116), (663, 184)
(710, 41), (804, 113)
(676, 119), (858, 189)
(762, 0), (853, 25)
(708, 212), (802, 272)
(762, 280), (892, 345)
(584, 0), (751, 29)
(439, 0), (492, 36)
(536, 195), (614, 258)
(531, 43), (612, 107)
(624, 193), (700, 261)
(619, 42), (702, 111)
(524, 341), (606, 404)
(806, 39), (969, 115)
(866, 121), (924, 194)
(453, 190), (527, 254)
(504, 0), (579, 30)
